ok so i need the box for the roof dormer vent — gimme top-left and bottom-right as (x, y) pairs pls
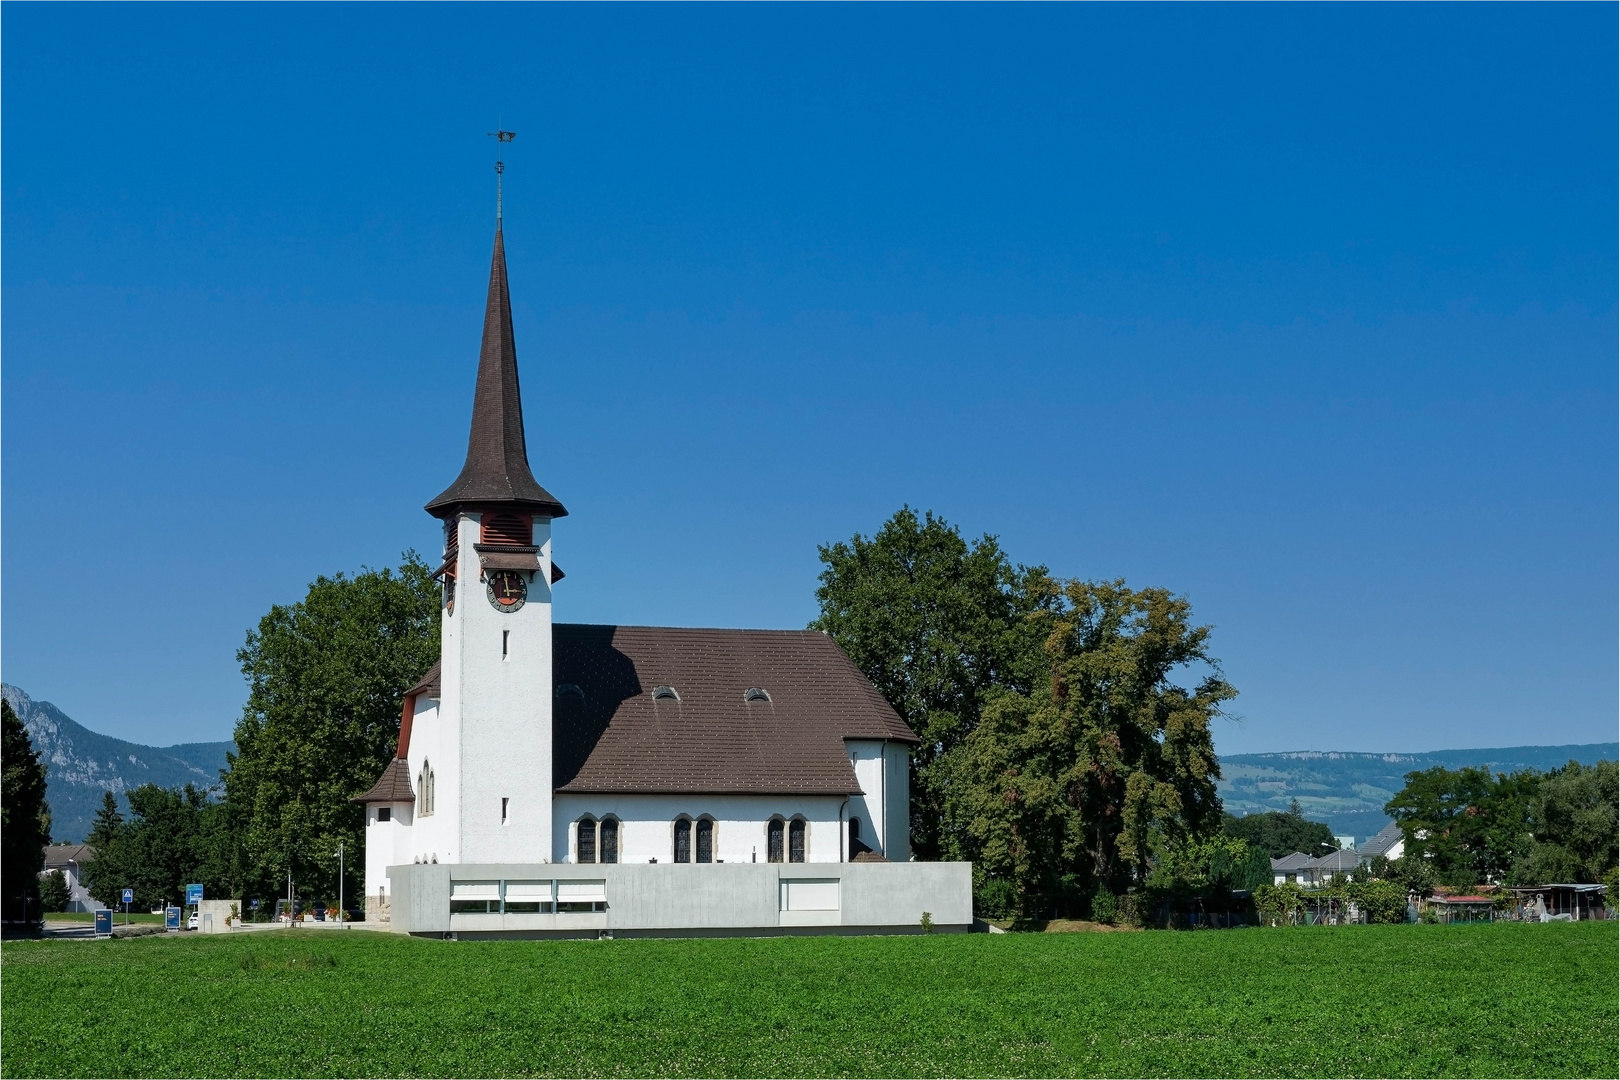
(744, 687), (771, 703)
(652, 685), (680, 702)
(556, 684), (585, 703)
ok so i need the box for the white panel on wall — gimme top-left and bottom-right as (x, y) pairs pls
(450, 881), (499, 899)
(557, 880), (607, 902)
(780, 879), (839, 911)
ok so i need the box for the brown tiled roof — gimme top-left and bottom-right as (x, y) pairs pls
(407, 662), (442, 699)
(554, 625), (916, 796)
(425, 227), (567, 520)
(352, 758), (415, 804)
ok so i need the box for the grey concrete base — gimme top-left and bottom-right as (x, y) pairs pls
(387, 861), (972, 938)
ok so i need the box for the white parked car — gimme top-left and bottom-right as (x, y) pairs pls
(187, 912), (199, 931)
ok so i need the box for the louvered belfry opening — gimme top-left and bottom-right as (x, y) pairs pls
(480, 511), (533, 546)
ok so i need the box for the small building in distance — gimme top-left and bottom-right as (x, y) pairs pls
(41, 844), (103, 913)
(1270, 852), (1311, 885)
(1359, 821), (1405, 861)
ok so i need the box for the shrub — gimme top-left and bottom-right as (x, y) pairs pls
(1253, 883), (1305, 926)
(1350, 879), (1408, 924)
(1091, 889), (1118, 925)
(974, 876), (1017, 921)
(37, 871), (71, 913)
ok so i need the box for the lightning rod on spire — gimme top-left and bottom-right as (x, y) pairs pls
(488, 129), (516, 227)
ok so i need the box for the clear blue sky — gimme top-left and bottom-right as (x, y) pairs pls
(3, 4), (1614, 754)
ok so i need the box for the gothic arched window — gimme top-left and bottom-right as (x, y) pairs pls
(767, 817), (785, 863)
(417, 761), (435, 817)
(577, 816), (598, 864)
(674, 817), (692, 863)
(788, 817), (806, 863)
(696, 817), (714, 864)
(600, 818), (619, 864)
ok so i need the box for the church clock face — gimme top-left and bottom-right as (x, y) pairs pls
(486, 571), (527, 612)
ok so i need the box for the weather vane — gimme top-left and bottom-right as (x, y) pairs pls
(488, 129), (516, 226)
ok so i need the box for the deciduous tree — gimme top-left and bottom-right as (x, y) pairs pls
(813, 509), (1054, 859)
(224, 555), (438, 905)
(939, 578), (1235, 914)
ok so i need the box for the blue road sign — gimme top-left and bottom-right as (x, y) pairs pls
(185, 883), (204, 905)
(122, 888), (134, 905)
(95, 910), (113, 936)
(165, 906), (181, 930)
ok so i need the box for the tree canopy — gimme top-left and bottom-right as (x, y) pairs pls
(2, 699), (52, 924)
(81, 783), (219, 910)
(812, 508), (1055, 859)
(222, 554), (439, 904)
(816, 509), (1236, 918)
(1223, 802), (1337, 859)
(1384, 759), (1618, 887)
(940, 578), (1235, 914)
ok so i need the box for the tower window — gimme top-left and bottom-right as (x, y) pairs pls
(674, 817), (691, 863)
(378, 807), (391, 823)
(481, 513), (532, 546)
(789, 818), (806, 863)
(577, 816), (597, 863)
(502, 630), (509, 659)
(767, 817), (785, 863)
(501, 798), (509, 825)
(744, 687), (771, 703)
(652, 685), (680, 702)
(696, 818), (714, 863)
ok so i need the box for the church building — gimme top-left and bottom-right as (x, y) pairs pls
(356, 204), (970, 937)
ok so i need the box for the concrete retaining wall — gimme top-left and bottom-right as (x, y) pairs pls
(387, 860), (972, 937)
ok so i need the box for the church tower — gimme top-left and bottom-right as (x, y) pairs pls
(420, 209), (567, 866)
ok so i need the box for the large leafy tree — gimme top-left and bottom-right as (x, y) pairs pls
(813, 508), (1055, 859)
(1384, 765), (1538, 886)
(940, 579), (1235, 913)
(1222, 802), (1336, 858)
(224, 555), (438, 905)
(2, 699), (52, 924)
(1512, 760), (1618, 884)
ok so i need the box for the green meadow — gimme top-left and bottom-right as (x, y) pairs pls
(2, 922), (1614, 1079)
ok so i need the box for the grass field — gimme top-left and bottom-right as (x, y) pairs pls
(2, 922), (1614, 1078)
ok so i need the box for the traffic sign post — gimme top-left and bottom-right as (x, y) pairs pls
(121, 888), (133, 927)
(95, 909), (113, 937)
(185, 883), (203, 906)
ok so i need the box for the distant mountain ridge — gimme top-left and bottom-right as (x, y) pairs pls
(1218, 743), (1620, 841)
(1, 684), (235, 844)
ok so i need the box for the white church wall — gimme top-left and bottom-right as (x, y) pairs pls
(455, 512), (555, 865)
(845, 740), (886, 856)
(552, 793), (849, 864)
(406, 692), (459, 866)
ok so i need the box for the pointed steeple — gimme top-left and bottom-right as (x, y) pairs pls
(426, 226), (567, 519)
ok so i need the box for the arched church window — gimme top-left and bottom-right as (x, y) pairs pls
(480, 512), (532, 546)
(673, 817), (692, 863)
(696, 818), (714, 863)
(577, 816), (598, 864)
(417, 761), (435, 817)
(788, 818), (806, 863)
(600, 818), (619, 864)
(767, 817), (785, 863)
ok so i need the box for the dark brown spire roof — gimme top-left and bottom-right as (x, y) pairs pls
(425, 227), (567, 519)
